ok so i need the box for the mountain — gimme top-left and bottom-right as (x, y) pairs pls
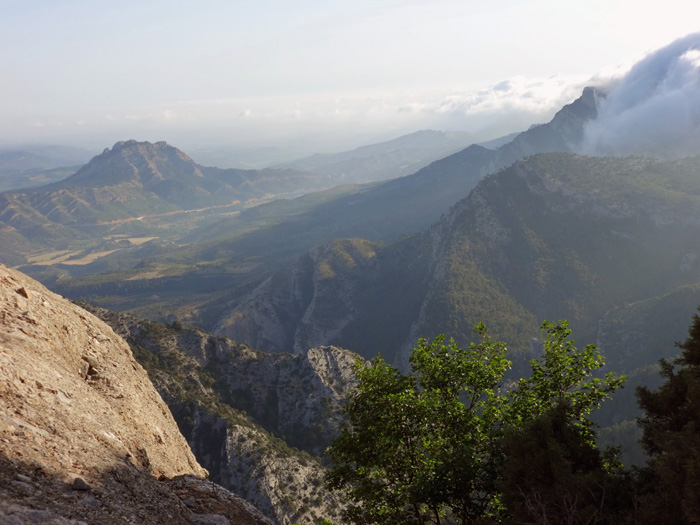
(213, 153), (700, 376)
(5, 139), (330, 224)
(0, 263), (272, 524)
(0, 140), (330, 267)
(273, 129), (485, 183)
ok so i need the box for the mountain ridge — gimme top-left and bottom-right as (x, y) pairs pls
(273, 129), (486, 184)
(213, 153), (700, 369)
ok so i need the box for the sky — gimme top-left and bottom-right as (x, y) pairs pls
(2, 0), (699, 154)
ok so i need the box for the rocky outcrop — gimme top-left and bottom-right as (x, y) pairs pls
(81, 303), (356, 524)
(214, 239), (381, 356)
(0, 263), (271, 524)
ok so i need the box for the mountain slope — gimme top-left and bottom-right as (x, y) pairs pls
(214, 153), (700, 372)
(0, 263), (271, 524)
(274, 129), (484, 183)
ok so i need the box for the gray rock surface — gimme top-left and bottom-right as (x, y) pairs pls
(82, 303), (356, 524)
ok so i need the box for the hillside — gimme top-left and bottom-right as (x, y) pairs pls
(0, 263), (271, 524)
(214, 153), (700, 378)
(0, 140), (328, 268)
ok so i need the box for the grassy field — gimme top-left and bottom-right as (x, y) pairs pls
(60, 249), (120, 265)
(28, 250), (82, 265)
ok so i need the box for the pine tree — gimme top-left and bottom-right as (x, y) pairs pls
(636, 310), (700, 524)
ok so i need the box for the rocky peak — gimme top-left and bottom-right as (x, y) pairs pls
(108, 139), (175, 153)
(547, 86), (601, 146)
(63, 139), (202, 188)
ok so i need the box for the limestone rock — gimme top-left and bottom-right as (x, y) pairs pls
(0, 263), (270, 524)
(81, 303), (355, 524)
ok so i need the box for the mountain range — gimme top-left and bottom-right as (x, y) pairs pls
(3, 81), (700, 524)
(208, 152), (700, 457)
(4, 33), (700, 524)
(36, 87), (600, 324)
(272, 129), (489, 184)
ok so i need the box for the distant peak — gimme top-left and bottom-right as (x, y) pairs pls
(101, 140), (174, 156)
(113, 139), (139, 150)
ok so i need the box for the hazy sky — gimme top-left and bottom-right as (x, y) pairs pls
(2, 0), (699, 152)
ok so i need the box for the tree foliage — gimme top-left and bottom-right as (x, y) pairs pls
(512, 321), (627, 444)
(636, 309), (700, 524)
(326, 321), (625, 524)
(500, 321), (630, 524)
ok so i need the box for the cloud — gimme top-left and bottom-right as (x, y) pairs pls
(430, 76), (585, 118)
(582, 33), (700, 159)
(3, 75), (587, 150)
(123, 109), (178, 123)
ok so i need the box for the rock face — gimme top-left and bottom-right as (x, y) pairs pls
(81, 303), (357, 524)
(0, 263), (271, 524)
(215, 239), (383, 356)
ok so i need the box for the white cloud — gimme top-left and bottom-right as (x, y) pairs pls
(582, 32), (700, 159)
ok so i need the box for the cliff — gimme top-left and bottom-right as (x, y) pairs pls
(80, 303), (358, 524)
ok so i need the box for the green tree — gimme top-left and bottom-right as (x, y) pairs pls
(326, 324), (510, 524)
(500, 320), (629, 524)
(636, 309), (700, 524)
(500, 404), (633, 524)
(326, 321), (625, 524)
(511, 320), (627, 444)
